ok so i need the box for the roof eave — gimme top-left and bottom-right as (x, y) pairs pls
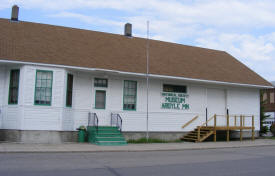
(0, 59), (272, 89)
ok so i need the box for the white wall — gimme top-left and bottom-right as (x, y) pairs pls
(227, 88), (260, 130)
(0, 64), (261, 132)
(70, 72), (261, 132)
(21, 65), (65, 130)
(0, 65), (23, 129)
(0, 66), (6, 128)
(71, 72), (93, 129)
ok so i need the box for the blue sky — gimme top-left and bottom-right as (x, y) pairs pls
(1, 0), (275, 81)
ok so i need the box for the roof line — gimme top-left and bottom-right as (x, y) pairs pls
(0, 18), (224, 53)
(0, 59), (272, 89)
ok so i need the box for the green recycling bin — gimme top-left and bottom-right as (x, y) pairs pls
(78, 129), (86, 143)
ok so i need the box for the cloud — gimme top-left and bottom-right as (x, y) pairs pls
(5, 0), (275, 30)
(48, 12), (123, 27)
(196, 33), (275, 61)
(195, 32), (275, 81)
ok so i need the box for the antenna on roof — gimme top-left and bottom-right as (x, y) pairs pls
(11, 5), (19, 21)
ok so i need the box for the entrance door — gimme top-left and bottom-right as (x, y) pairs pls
(92, 78), (109, 126)
(207, 88), (226, 126)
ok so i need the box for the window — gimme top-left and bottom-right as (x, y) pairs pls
(263, 92), (267, 104)
(95, 90), (106, 109)
(123, 80), (137, 110)
(34, 70), (53, 105)
(66, 74), (73, 107)
(163, 84), (187, 93)
(94, 78), (108, 87)
(8, 69), (20, 104)
(270, 93), (274, 104)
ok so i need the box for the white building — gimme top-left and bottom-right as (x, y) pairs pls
(0, 9), (272, 143)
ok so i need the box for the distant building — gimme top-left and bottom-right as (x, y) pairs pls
(261, 87), (275, 129)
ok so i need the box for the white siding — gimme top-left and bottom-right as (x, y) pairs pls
(207, 88), (226, 126)
(23, 106), (61, 130)
(0, 66), (5, 106)
(70, 73), (261, 132)
(0, 66), (23, 129)
(2, 106), (22, 129)
(227, 88), (260, 130)
(0, 64), (261, 132)
(71, 72), (92, 129)
(62, 108), (74, 130)
(0, 66), (6, 128)
(21, 65), (65, 130)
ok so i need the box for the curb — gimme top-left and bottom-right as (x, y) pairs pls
(1, 143), (275, 153)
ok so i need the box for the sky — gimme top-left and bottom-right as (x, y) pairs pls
(1, 0), (275, 81)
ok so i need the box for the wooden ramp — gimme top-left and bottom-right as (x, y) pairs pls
(182, 114), (255, 142)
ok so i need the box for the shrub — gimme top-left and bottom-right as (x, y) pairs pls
(260, 126), (269, 135)
(77, 125), (86, 131)
(270, 124), (275, 136)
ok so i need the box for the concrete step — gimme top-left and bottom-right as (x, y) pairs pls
(95, 137), (125, 141)
(96, 133), (123, 137)
(96, 141), (127, 146)
(87, 126), (127, 146)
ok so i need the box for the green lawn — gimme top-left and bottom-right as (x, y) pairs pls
(265, 136), (275, 140)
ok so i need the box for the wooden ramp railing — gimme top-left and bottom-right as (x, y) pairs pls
(182, 114), (255, 142)
(182, 116), (198, 129)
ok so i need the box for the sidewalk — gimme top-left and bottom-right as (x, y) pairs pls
(0, 139), (275, 153)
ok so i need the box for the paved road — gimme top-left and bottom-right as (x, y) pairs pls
(0, 146), (275, 176)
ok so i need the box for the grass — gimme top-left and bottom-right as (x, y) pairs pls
(264, 136), (275, 140)
(127, 138), (183, 144)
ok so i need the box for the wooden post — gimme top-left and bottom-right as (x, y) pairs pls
(214, 114), (217, 142)
(240, 115), (243, 141)
(252, 115), (255, 141)
(197, 127), (200, 142)
(227, 114), (230, 142)
(234, 115), (237, 127)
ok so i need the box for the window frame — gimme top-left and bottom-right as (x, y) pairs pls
(270, 92), (275, 104)
(262, 92), (268, 104)
(66, 74), (74, 107)
(123, 80), (137, 111)
(162, 84), (187, 93)
(34, 70), (53, 106)
(94, 78), (108, 88)
(8, 69), (20, 105)
(94, 90), (106, 109)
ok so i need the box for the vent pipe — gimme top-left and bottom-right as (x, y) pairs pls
(124, 23), (132, 37)
(11, 5), (19, 21)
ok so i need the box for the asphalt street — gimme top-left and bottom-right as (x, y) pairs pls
(0, 146), (275, 176)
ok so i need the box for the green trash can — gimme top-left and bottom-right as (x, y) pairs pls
(78, 130), (86, 143)
(77, 126), (87, 143)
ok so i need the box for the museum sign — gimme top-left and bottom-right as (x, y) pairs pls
(161, 92), (190, 110)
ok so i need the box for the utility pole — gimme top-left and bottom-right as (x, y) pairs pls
(146, 21), (150, 141)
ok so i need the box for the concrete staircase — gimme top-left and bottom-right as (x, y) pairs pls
(87, 126), (127, 146)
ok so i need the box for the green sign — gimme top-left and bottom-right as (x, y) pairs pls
(161, 92), (189, 110)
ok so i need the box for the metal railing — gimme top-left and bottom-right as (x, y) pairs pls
(88, 112), (99, 132)
(111, 113), (123, 132)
